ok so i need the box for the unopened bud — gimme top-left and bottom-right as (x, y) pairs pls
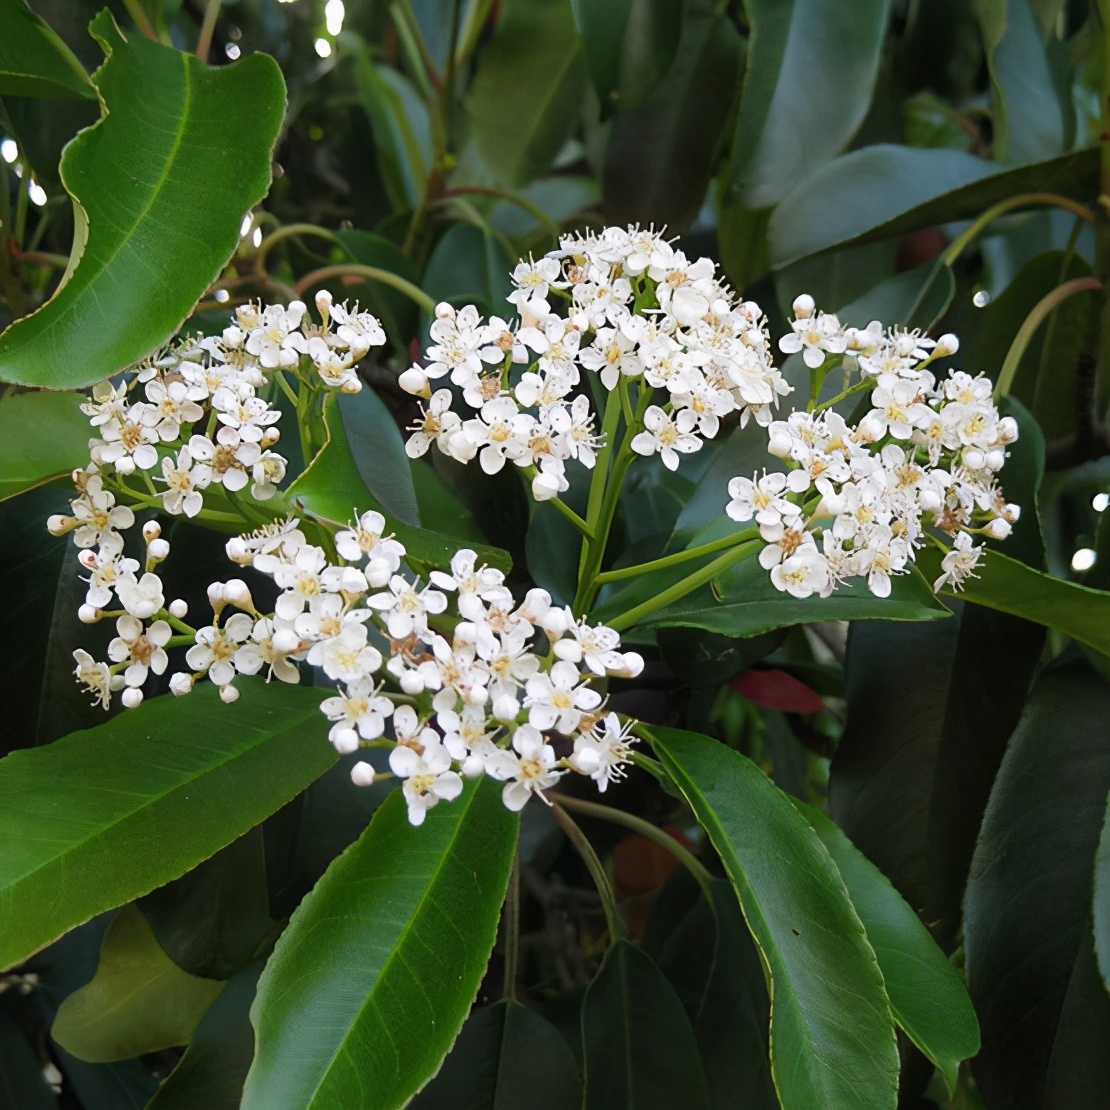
(984, 517), (1012, 540)
(224, 578), (253, 610)
(114, 456), (136, 476)
(461, 753), (485, 779)
(315, 289), (333, 321)
(398, 366), (431, 398)
(996, 417), (1019, 443)
(169, 599), (189, 619)
(225, 537), (252, 565)
(219, 684), (240, 704)
(147, 538), (170, 563)
(143, 520), (162, 541)
(935, 333), (959, 357)
(207, 582), (227, 608)
(78, 604), (100, 624)
(400, 670), (425, 696)
(272, 628), (301, 655)
(962, 448), (986, 470)
(169, 672), (194, 696)
(331, 729), (359, 754)
(350, 760), (376, 786)
(434, 302), (455, 320)
(78, 550), (98, 570)
(492, 694), (520, 722)
(767, 430), (793, 458)
(261, 427), (281, 447)
(47, 514), (76, 536)
(121, 687), (144, 709)
(792, 293), (815, 319)
(1003, 503), (1021, 523)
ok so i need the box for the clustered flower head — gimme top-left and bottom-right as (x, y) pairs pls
(725, 295), (1019, 599)
(398, 226), (790, 501)
(178, 515), (645, 824)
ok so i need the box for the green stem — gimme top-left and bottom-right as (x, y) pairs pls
(293, 263), (436, 314)
(196, 0), (223, 62)
(540, 489), (594, 538)
(815, 378), (871, 413)
(606, 539), (762, 633)
(550, 800), (625, 943)
(157, 610), (197, 636)
(119, 0), (159, 40)
(594, 528), (759, 584)
(553, 793), (713, 898)
(440, 185), (561, 241)
(254, 223), (343, 283)
(994, 276), (1103, 400)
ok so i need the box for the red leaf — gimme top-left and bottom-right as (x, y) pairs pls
(733, 669), (824, 714)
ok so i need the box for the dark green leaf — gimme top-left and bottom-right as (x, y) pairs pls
(0, 11), (286, 389)
(1095, 796), (1110, 995)
(0, 0), (94, 99)
(829, 607), (1044, 947)
(793, 801), (980, 1094)
(288, 393), (511, 572)
(242, 779), (520, 1110)
(147, 962), (263, 1110)
(735, 0), (893, 208)
(422, 222), (514, 319)
(569, 0), (630, 115)
(411, 999), (581, 1110)
(0, 1012), (58, 1110)
(602, 6), (742, 232)
(0, 681), (334, 969)
(1, 93), (99, 189)
(333, 228), (421, 347)
(770, 146), (1098, 268)
(646, 726), (898, 1110)
(965, 659), (1110, 1107)
(581, 938), (711, 1110)
(0, 391), (89, 500)
(410, 459), (487, 547)
(51, 905), (225, 1063)
(466, 0), (585, 186)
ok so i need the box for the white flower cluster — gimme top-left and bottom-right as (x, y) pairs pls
(50, 293), (385, 710)
(174, 513), (644, 824)
(725, 296), (1019, 599)
(398, 226), (791, 498)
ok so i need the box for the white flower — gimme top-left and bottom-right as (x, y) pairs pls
(405, 390), (461, 459)
(186, 612), (254, 686)
(159, 447), (209, 517)
(933, 531), (982, 593)
(115, 571), (166, 620)
(769, 546), (830, 599)
(329, 302), (386, 358)
(726, 471), (800, 537)
(778, 309), (847, 369)
(70, 479), (135, 549)
(79, 545), (140, 608)
(72, 649), (114, 709)
(524, 660), (602, 734)
(188, 428), (260, 493)
(320, 678), (394, 751)
(630, 406), (702, 471)
(107, 615), (171, 687)
(366, 575), (448, 639)
(390, 739), (464, 826)
(429, 549), (512, 621)
(569, 713), (639, 791)
(306, 621), (384, 684)
(335, 510), (406, 585)
(234, 617), (302, 684)
(484, 724), (563, 811)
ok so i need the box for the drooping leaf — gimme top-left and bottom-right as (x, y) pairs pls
(466, 0), (585, 187)
(0, 391), (90, 500)
(51, 905), (225, 1063)
(1095, 796), (1110, 994)
(769, 146), (1098, 267)
(0, 680), (334, 970)
(793, 801), (980, 1094)
(288, 392), (511, 573)
(241, 779), (520, 1110)
(147, 962), (263, 1110)
(411, 999), (581, 1110)
(0, 0), (94, 100)
(602, 5), (742, 233)
(964, 659), (1110, 1107)
(645, 726), (899, 1110)
(734, 0), (893, 208)
(0, 11), (285, 389)
(581, 938), (711, 1110)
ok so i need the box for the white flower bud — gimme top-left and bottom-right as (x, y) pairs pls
(962, 448), (986, 470)
(984, 448), (1006, 471)
(615, 651), (644, 678)
(400, 670), (425, 696)
(143, 520), (162, 541)
(492, 694), (520, 722)
(934, 333), (959, 357)
(121, 687), (144, 709)
(169, 599), (189, 619)
(331, 729), (360, 754)
(219, 684), (240, 704)
(540, 608), (570, 639)
(1003, 503), (1021, 523)
(984, 518), (1012, 540)
(271, 628), (301, 655)
(78, 604), (100, 624)
(77, 550), (98, 570)
(207, 582), (227, 607)
(170, 672), (194, 696)
(792, 293), (815, 319)
(434, 302), (455, 320)
(261, 427), (281, 447)
(315, 289), (333, 320)
(398, 366), (431, 398)
(47, 515), (76, 536)
(350, 761), (377, 786)
(147, 538), (170, 563)
(767, 430), (793, 458)
(225, 537), (252, 565)
(918, 489), (942, 512)
(224, 579), (254, 610)
(114, 456), (136, 476)
(996, 417), (1019, 443)
(461, 753), (486, 779)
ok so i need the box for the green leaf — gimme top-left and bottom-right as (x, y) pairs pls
(734, 0), (893, 208)
(918, 546), (1110, 659)
(769, 146), (1098, 267)
(288, 392), (511, 573)
(581, 938), (711, 1110)
(0, 11), (286, 389)
(1095, 796), (1110, 995)
(333, 228), (421, 347)
(0, 0), (94, 99)
(147, 962), (263, 1110)
(0, 1012), (58, 1110)
(976, 0), (1069, 163)
(0, 681), (334, 970)
(602, 6), (742, 233)
(411, 999), (582, 1110)
(0, 391), (90, 500)
(645, 726), (898, 1110)
(466, 0), (585, 187)
(52, 905), (224, 1063)
(242, 779), (519, 1110)
(793, 801), (980, 1094)
(964, 659), (1110, 1107)
(422, 222), (514, 320)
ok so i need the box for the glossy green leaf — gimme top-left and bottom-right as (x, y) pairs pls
(1095, 796), (1110, 995)
(736, 0), (893, 208)
(581, 938), (711, 1110)
(422, 222), (514, 320)
(976, 0), (1068, 163)
(965, 659), (1110, 1107)
(1, 93), (100, 189)
(602, 6), (742, 233)
(411, 999), (581, 1110)
(770, 146), (1098, 267)
(0, 680), (334, 970)
(288, 393), (511, 573)
(242, 779), (519, 1110)
(569, 0), (631, 115)
(646, 726), (898, 1110)
(919, 546), (1110, 659)
(52, 905), (225, 1063)
(466, 0), (585, 186)
(0, 0), (94, 99)
(793, 801), (980, 1094)
(0, 391), (90, 500)
(0, 11), (285, 389)
(147, 962), (263, 1110)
